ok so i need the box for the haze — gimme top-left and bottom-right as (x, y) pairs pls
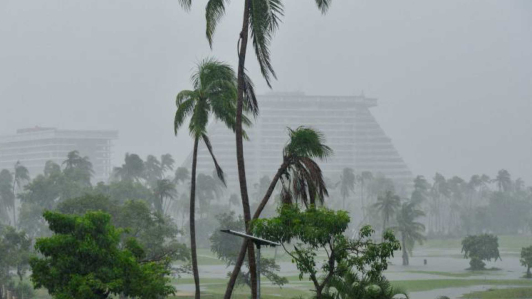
(0, 0), (531, 182)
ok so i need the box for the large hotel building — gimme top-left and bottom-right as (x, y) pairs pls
(0, 127), (118, 183)
(183, 93), (412, 193)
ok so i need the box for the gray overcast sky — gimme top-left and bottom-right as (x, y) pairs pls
(0, 0), (531, 182)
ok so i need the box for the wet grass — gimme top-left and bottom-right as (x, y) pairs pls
(461, 287), (532, 298)
(405, 270), (500, 278)
(391, 279), (532, 292)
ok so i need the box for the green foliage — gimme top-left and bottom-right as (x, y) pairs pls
(393, 200), (426, 265)
(520, 245), (532, 278)
(324, 271), (408, 299)
(30, 211), (175, 299)
(253, 205), (400, 298)
(0, 226), (32, 284)
(461, 234), (501, 270)
(210, 212), (287, 288)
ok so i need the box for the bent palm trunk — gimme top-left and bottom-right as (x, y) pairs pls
(224, 161), (289, 299)
(190, 137), (201, 299)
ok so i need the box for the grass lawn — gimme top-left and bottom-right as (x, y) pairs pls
(391, 279), (532, 292)
(462, 287), (532, 298)
(405, 270), (500, 278)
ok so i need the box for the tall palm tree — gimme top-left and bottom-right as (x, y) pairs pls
(44, 160), (61, 177)
(174, 57), (243, 299)
(373, 191), (400, 238)
(494, 169), (512, 192)
(152, 179), (177, 215)
(113, 153), (145, 182)
(225, 126), (332, 295)
(357, 171), (373, 220)
(174, 2), (334, 298)
(63, 151), (93, 186)
(393, 201), (426, 266)
(12, 161), (30, 227)
(339, 167), (355, 210)
(0, 169), (14, 225)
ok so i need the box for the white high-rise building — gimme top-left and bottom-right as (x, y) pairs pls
(0, 127), (118, 182)
(183, 93), (412, 192)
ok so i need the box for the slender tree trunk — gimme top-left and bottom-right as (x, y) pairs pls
(12, 182), (16, 228)
(527, 266), (531, 278)
(231, 1), (258, 298)
(190, 137), (201, 299)
(224, 161), (289, 299)
(402, 234), (409, 266)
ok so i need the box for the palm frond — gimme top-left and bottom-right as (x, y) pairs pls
(243, 71), (259, 116)
(205, 0), (229, 48)
(284, 126), (332, 159)
(315, 0), (332, 14)
(174, 95), (196, 135)
(177, 0), (192, 11)
(189, 98), (209, 137)
(202, 134), (226, 186)
(248, 0), (284, 87)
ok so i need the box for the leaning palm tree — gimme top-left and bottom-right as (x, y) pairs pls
(373, 191), (401, 238)
(160, 154), (175, 174)
(174, 167), (190, 185)
(225, 126), (332, 295)
(175, 2), (334, 297)
(174, 57), (244, 299)
(152, 179), (177, 215)
(393, 201), (426, 266)
(12, 161), (30, 227)
(339, 167), (356, 210)
(113, 153), (145, 182)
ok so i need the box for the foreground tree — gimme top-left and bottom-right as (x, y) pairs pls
(393, 201), (426, 266)
(521, 245), (532, 278)
(30, 211), (175, 299)
(461, 234), (501, 270)
(324, 270), (408, 299)
(174, 57), (243, 299)
(253, 205), (400, 299)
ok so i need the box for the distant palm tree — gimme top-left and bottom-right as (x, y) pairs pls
(339, 167), (356, 210)
(12, 161), (30, 227)
(174, 57), (242, 299)
(152, 179), (177, 215)
(393, 201), (426, 265)
(357, 171), (373, 220)
(494, 169), (512, 192)
(174, 167), (190, 185)
(144, 155), (163, 184)
(373, 191), (401, 238)
(113, 153), (145, 182)
(160, 154), (175, 174)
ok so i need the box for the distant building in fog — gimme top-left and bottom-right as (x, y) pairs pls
(182, 93), (412, 192)
(0, 127), (118, 182)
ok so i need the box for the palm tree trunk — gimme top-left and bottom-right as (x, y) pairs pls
(527, 266), (531, 278)
(224, 160), (289, 299)
(229, 1), (257, 298)
(402, 234), (408, 266)
(190, 137), (201, 299)
(12, 182), (16, 228)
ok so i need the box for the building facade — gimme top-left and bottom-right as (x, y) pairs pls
(183, 93), (412, 192)
(0, 127), (118, 182)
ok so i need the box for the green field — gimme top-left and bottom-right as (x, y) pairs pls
(462, 287), (532, 299)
